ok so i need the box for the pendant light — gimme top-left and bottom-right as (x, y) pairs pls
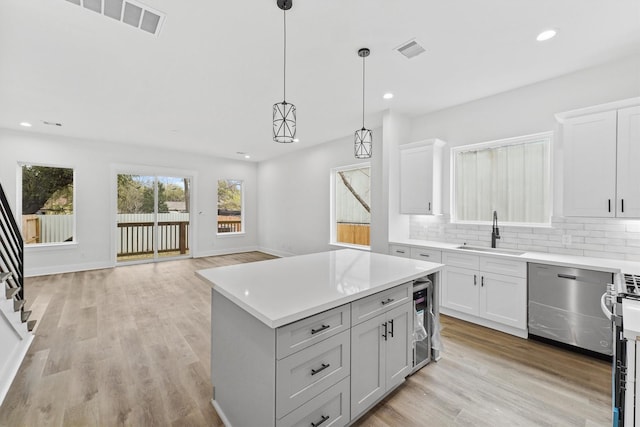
(354, 47), (372, 159)
(273, 0), (296, 143)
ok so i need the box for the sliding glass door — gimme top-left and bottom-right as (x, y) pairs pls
(116, 174), (191, 263)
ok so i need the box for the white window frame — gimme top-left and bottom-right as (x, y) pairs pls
(330, 162), (371, 249)
(450, 131), (553, 227)
(216, 179), (245, 237)
(17, 162), (77, 248)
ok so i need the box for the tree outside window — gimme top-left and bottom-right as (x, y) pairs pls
(218, 179), (243, 234)
(20, 164), (75, 244)
(332, 165), (370, 247)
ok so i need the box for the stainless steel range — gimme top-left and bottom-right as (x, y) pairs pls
(602, 272), (640, 426)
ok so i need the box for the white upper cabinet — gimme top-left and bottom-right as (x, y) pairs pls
(399, 139), (445, 215)
(617, 106), (640, 218)
(558, 99), (640, 218)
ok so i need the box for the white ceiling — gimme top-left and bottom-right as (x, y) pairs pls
(1, 0), (639, 162)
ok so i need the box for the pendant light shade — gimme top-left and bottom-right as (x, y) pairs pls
(273, 0), (296, 143)
(355, 48), (372, 159)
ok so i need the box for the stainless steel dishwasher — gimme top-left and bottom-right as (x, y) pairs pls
(528, 263), (613, 355)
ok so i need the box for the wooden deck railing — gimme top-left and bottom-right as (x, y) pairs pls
(117, 221), (189, 256)
(217, 219), (242, 233)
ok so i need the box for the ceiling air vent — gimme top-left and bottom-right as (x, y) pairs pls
(64, 0), (165, 37)
(395, 39), (426, 59)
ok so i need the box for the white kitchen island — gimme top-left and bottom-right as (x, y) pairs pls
(196, 249), (443, 427)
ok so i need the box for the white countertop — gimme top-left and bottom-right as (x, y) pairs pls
(391, 238), (640, 275)
(196, 249), (443, 328)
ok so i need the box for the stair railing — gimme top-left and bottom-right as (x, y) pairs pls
(0, 182), (24, 302)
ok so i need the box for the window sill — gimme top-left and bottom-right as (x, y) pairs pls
(329, 242), (371, 251)
(25, 242), (79, 251)
(216, 232), (246, 238)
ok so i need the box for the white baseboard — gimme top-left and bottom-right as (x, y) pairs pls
(256, 246), (295, 258)
(25, 261), (113, 277)
(0, 333), (33, 407)
(194, 246), (262, 258)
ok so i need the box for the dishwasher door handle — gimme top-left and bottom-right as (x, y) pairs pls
(557, 273), (577, 280)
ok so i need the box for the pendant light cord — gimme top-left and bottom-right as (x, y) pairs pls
(362, 54), (365, 128)
(283, 7), (287, 102)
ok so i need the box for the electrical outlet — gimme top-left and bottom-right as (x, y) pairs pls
(561, 234), (572, 245)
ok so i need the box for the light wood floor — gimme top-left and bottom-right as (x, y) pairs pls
(0, 252), (611, 426)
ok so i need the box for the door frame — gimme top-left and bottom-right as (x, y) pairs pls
(110, 163), (198, 266)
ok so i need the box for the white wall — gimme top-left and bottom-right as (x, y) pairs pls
(408, 54), (640, 218)
(0, 129), (259, 276)
(404, 55), (640, 260)
(257, 131), (378, 257)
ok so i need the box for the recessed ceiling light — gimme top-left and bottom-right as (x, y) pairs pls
(244, 155), (251, 159)
(536, 29), (557, 42)
(19, 122), (32, 127)
(383, 93), (394, 100)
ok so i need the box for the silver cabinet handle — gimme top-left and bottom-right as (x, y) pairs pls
(473, 274), (477, 286)
(381, 298), (394, 305)
(396, 250), (405, 254)
(419, 254), (430, 258)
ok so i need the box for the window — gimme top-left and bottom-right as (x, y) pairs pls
(331, 164), (371, 247)
(20, 164), (75, 244)
(217, 179), (243, 234)
(452, 132), (551, 225)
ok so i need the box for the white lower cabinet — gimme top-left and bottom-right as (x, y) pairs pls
(350, 302), (412, 419)
(442, 252), (527, 335)
(277, 377), (350, 427)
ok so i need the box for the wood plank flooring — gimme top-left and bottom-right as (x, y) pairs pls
(0, 252), (611, 426)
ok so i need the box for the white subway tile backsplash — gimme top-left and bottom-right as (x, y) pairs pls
(585, 237), (626, 246)
(409, 215), (640, 260)
(584, 250), (628, 260)
(584, 224), (627, 232)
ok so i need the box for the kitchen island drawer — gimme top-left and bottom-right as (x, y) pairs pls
(277, 377), (350, 427)
(351, 282), (412, 326)
(411, 247), (442, 263)
(276, 330), (350, 419)
(277, 304), (351, 359)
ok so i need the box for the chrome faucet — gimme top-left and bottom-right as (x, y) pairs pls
(491, 210), (500, 248)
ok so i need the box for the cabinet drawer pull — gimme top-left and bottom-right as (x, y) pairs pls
(382, 322), (388, 340)
(419, 254), (430, 258)
(558, 273), (577, 280)
(381, 298), (395, 305)
(311, 324), (330, 335)
(389, 319), (394, 338)
(481, 276), (484, 287)
(311, 363), (330, 376)
(311, 415), (330, 427)
(396, 250), (405, 254)
(474, 274), (477, 286)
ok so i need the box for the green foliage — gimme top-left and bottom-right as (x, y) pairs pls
(217, 179), (242, 213)
(22, 165), (73, 214)
(164, 184), (185, 202)
(117, 175), (169, 213)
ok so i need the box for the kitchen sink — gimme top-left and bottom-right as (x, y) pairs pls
(456, 245), (526, 256)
